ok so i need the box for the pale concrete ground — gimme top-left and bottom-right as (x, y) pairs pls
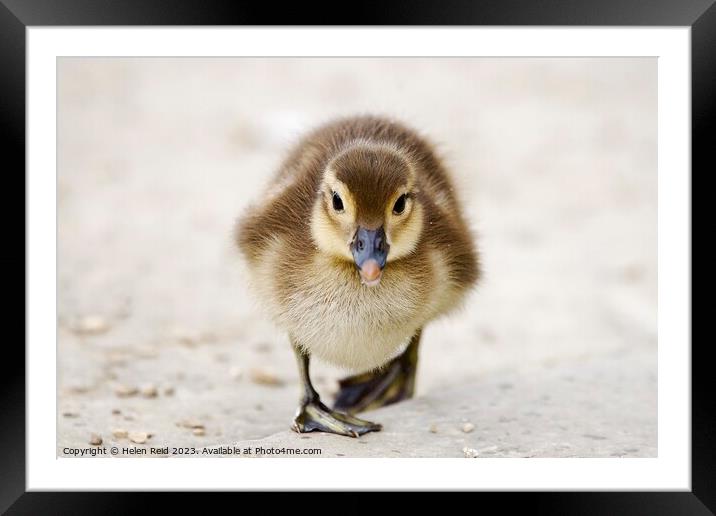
(57, 58), (657, 457)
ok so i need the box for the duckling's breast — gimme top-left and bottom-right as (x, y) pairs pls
(250, 240), (456, 372)
(287, 258), (430, 372)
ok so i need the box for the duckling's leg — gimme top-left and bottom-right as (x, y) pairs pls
(290, 339), (382, 437)
(334, 329), (421, 414)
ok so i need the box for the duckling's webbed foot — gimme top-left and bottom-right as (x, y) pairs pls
(334, 329), (421, 414)
(290, 337), (381, 437)
(292, 399), (382, 437)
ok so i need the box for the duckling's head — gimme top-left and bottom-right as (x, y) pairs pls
(311, 144), (424, 287)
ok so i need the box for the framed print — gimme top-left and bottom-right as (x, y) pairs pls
(3, 0), (709, 512)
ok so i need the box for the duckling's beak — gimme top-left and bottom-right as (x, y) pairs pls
(351, 226), (390, 287)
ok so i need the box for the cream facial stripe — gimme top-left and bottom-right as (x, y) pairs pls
(387, 202), (424, 262)
(323, 167), (357, 220)
(310, 167), (356, 262)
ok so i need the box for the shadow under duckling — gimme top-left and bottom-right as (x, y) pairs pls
(236, 115), (480, 437)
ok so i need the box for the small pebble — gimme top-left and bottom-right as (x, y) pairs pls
(128, 431), (150, 444)
(112, 428), (128, 439)
(114, 384), (138, 397)
(112, 408), (121, 415)
(89, 433), (103, 446)
(249, 368), (283, 386)
(429, 423), (439, 434)
(462, 423), (475, 433)
(162, 384), (175, 396)
(229, 366), (243, 380)
(62, 411), (79, 418)
(140, 384), (158, 398)
(178, 418), (205, 429)
(462, 447), (479, 458)
(192, 428), (206, 436)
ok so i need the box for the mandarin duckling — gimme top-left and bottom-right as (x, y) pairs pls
(236, 115), (479, 437)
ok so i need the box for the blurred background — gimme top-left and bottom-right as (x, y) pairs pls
(57, 58), (656, 456)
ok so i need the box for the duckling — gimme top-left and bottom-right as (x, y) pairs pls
(236, 115), (479, 437)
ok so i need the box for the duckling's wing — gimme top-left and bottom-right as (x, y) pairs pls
(235, 166), (318, 263)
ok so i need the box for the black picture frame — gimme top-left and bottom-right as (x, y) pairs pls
(2, 0), (708, 513)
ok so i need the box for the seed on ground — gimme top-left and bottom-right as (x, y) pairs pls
(73, 315), (110, 336)
(128, 431), (149, 444)
(162, 384), (175, 396)
(114, 384), (138, 397)
(89, 433), (103, 446)
(429, 423), (439, 433)
(192, 428), (206, 436)
(140, 383), (158, 398)
(62, 411), (79, 418)
(249, 368), (283, 386)
(112, 428), (128, 439)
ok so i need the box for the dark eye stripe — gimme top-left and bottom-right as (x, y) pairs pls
(393, 194), (407, 214)
(332, 191), (344, 212)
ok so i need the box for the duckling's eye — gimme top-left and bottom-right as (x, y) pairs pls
(332, 191), (344, 213)
(393, 194), (407, 215)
